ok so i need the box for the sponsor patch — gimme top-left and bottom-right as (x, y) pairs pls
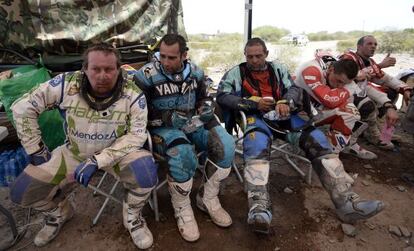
(304, 75), (316, 81)
(246, 117), (256, 125)
(48, 75), (63, 87)
(138, 97), (146, 109)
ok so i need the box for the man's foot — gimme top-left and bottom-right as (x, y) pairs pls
(374, 140), (395, 150)
(335, 192), (385, 224)
(343, 143), (377, 160)
(196, 192), (232, 227)
(247, 203), (272, 234)
(34, 202), (74, 247)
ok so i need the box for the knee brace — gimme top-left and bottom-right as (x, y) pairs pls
(207, 126), (235, 168)
(167, 139), (198, 183)
(129, 155), (158, 188)
(299, 126), (332, 160)
(355, 97), (376, 120)
(10, 169), (56, 208)
(243, 127), (272, 160)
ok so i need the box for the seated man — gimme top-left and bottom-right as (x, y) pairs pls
(340, 35), (412, 149)
(295, 50), (377, 159)
(134, 34), (235, 242)
(216, 37), (384, 234)
(10, 43), (158, 249)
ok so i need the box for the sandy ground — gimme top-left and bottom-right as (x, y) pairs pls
(1, 125), (414, 251)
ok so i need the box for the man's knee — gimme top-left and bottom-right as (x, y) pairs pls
(243, 130), (271, 160)
(10, 171), (55, 207)
(167, 143), (198, 182)
(208, 126), (235, 168)
(299, 127), (332, 160)
(356, 99), (376, 120)
(128, 155), (158, 188)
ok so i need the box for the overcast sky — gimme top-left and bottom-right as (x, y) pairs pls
(181, 0), (413, 34)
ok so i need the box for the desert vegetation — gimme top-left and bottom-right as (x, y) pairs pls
(187, 26), (414, 74)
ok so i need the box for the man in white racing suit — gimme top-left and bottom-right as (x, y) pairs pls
(340, 35), (412, 149)
(10, 43), (158, 249)
(295, 51), (377, 159)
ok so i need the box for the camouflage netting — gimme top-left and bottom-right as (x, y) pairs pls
(0, 0), (187, 58)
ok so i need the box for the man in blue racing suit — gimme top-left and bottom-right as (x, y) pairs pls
(134, 34), (235, 242)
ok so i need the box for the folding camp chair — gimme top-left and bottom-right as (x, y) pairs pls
(232, 111), (313, 185)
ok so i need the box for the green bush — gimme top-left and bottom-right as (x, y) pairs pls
(187, 33), (244, 71)
(273, 45), (300, 73)
(252, 26), (290, 42)
(336, 40), (356, 54)
(377, 30), (414, 55)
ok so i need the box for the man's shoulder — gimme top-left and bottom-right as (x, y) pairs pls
(297, 59), (321, 73)
(123, 72), (143, 95)
(136, 61), (159, 80)
(224, 64), (242, 77)
(188, 61), (205, 80)
(268, 60), (289, 72)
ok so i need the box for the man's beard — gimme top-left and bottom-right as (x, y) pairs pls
(247, 63), (267, 71)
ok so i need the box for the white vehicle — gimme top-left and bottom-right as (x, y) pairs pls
(280, 34), (309, 46)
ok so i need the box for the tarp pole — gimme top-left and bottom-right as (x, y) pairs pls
(244, 0), (253, 46)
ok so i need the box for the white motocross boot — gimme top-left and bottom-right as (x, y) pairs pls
(314, 156), (384, 223)
(168, 178), (200, 242)
(34, 199), (74, 247)
(196, 159), (232, 227)
(328, 128), (377, 160)
(244, 159), (272, 234)
(123, 188), (153, 249)
(343, 142), (377, 160)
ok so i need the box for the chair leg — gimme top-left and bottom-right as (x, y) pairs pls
(149, 179), (168, 222)
(232, 161), (244, 183)
(90, 180), (121, 226)
(93, 171), (108, 196)
(271, 144), (313, 185)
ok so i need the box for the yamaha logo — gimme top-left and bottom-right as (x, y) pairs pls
(174, 74), (182, 81)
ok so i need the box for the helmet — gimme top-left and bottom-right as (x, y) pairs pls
(396, 68), (414, 85)
(315, 49), (336, 70)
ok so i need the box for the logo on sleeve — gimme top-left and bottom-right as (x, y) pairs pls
(138, 97), (146, 109)
(48, 75), (63, 87)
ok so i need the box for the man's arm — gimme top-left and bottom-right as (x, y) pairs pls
(376, 73), (412, 104)
(378, 53), (396, 69)
(11, 74), (65, 154)
(94, 93), (148, 168)
(299, 65), (350, 109)
(216, 67), (258, 112)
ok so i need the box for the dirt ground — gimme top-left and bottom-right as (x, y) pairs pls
(1, 122), (414, 251)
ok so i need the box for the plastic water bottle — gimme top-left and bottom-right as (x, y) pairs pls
(16, 147), (28, 172)
(263, 110), (279, 121)
(263, 110), (290, 121)
(5, 158), (18, 186)
(380, 124), (395, 144)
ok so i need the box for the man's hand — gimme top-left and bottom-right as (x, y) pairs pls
(258, 97), (275, 112)
(170, 111), (188, 128)
(357, 68), (376, 81)
(378, 53), (396, 69)
(198, 100), (215, 122)
(385, 107), (399, 127)
(30, 145), (51, 166)
(276, 103), (290, 118)
(403, 89), (412, 106)
(74, 158), (98, 187)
